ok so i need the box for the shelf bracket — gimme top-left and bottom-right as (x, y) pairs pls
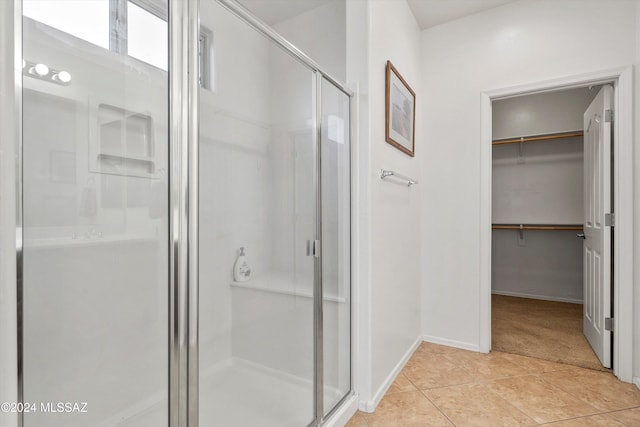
(517, 137), (525, 164)
(517, 224), (525, 246)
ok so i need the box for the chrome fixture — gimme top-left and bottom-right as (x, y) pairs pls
(380, 169), (419, 186)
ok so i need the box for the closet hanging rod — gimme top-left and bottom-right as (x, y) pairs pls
(492, 130), (583, 146)
(380, 169), (418, 186)
(492, 224), (583, 231)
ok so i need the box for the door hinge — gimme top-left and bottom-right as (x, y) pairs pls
(605, 109), (614, 123)
(605, 213), (615, 227)
(306, 239), (320, 258)
(605, 317), (614, 331)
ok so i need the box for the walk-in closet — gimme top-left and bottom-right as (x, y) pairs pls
(491, 86), (611, 371)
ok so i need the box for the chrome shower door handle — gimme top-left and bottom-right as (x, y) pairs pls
(306, 240), (320, 257)
(577, 233), (586, 239)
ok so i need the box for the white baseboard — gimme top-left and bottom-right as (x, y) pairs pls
(422, 334), (480, 352)
(323, 393), (359, 427)
(634, 376), (640, 390)
(359, 336), (422, 413)
(492, 290), (583, 304)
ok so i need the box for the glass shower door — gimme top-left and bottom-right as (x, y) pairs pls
(21, 2), (170, 426)
(321, 78), (351, 416)
(198, 1), (316, 426)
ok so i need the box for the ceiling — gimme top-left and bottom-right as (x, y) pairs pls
(237, 0), (518, 30)
(407, 0), (518, 30)
(237, 0), (333, 26)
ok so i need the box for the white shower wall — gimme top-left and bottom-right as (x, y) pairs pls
(198, 0), (319, 377)
(198, 0), (273, 368)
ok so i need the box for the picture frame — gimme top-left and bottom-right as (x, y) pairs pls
(385, 60), (416, 157)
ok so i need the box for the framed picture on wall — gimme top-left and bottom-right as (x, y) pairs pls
(385, 60), (416, 157)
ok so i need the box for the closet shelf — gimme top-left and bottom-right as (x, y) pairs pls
(492, 130), (583, 146)
(492, 224), (583, 231)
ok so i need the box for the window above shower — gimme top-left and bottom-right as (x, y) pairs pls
(23, 0), (168, 70)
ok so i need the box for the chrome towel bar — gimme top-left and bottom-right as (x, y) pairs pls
(380, 169), (418, 186)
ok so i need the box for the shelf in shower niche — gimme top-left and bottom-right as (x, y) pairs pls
(97, 153), (155, 177)
(90, 103), (157, 178)
(230, 277), (345, 303)
(97, 151), (155, 163)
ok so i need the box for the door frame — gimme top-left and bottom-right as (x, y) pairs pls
(479, 67), (633, 382)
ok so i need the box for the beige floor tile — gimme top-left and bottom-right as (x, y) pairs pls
(345, 411), (368, 427)
(387, 373), (417, 393)
(540, 368), (640, 411)
(492, 295), (605, 372)
(415, 342), (473, 357)
(538, 414), (626, 426)
(403, 350), (477, 389)
(442, 351), (530, 380)
(409, 346), (450, 362)
(361, 390), (453, 427)
(488, 375), (598, 424)
(607, 407), (640, 426)
(364, 345), (636, 427)
(498, 352), (576, 374)
(424, 382), (537, 427)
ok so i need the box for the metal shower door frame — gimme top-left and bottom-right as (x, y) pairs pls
(169, 0), (198, 426)
(2, 2), (24, 427)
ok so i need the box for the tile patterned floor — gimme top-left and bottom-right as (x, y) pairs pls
(346, 343), (640, 427)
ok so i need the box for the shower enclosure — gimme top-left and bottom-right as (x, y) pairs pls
(6, 0), (352, 426)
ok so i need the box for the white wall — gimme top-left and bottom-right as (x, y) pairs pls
(345, 0), (373, 408)
(492, 88), (597, 140)
(0, 1), (18, 427)
(492, 138), (584, 224)
(492, 231), (584, 302)
(367, 0), (423, 406)
(343, 0), (423, 409)
(420, 0), (636, 351)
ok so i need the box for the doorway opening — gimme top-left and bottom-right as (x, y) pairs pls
(490, 86), (610, 371)
(479, 67), (634, 382)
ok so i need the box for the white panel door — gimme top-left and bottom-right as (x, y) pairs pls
(582, 85), (612, 368)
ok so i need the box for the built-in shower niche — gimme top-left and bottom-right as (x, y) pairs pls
(91, 104), (156, 178)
